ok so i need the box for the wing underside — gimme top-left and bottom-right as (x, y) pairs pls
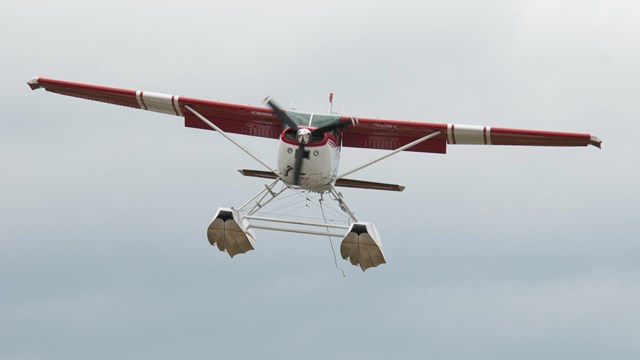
(28, 77), (283, 139)
(28, 77), (601, 153)
(340, 117), (601, 153)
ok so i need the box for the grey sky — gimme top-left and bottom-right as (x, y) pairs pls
(1, 0), (639, 359)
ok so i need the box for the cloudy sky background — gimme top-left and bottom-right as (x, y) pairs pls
(2, 0), (639, 358)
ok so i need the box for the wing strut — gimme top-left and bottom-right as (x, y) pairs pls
(336, 131), (442, 180)
(183, 105), (282, 180)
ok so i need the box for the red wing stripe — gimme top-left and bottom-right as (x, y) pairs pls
(170, 95), (180, 116)
(32, 77), (140, 109)
(135, 90), (145, 109)
(28, 77), (600, 149)
(139, 91), (148, 110)
(490, 127), (591, 146)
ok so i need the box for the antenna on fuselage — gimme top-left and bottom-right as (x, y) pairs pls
(328, 92), (334, 114)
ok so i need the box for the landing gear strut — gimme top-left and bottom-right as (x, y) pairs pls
(206, 180), (386, 271)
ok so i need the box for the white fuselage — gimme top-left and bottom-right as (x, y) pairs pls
(277, 127), (341, 191)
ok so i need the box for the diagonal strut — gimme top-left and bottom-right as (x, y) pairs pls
(184, 104), (283, 180)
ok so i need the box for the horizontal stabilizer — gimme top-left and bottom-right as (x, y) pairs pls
(334, 178), (405, 192)
(238, 169), (279, 180)
(238, 169), (405, 192)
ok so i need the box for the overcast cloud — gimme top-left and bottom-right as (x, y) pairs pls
(1, 0), (639, 359)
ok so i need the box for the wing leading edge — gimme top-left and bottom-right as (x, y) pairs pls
(28, 77), (283, 139)
(340, 117), (601, 154)
(28, 77), (602, 153)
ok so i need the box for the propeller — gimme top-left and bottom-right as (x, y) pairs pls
(265, 98), (299, 131)
(311, 120), (352, 137)
(265, 98), (354, 185)
(293, 141), (305, 185)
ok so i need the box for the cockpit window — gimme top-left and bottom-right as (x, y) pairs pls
(285, 110), (340, 128)
(283, 110), (342, 143)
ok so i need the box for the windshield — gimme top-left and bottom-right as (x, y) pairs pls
(285, 110), (340, 128)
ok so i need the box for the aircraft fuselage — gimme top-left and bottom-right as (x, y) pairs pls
(277, 127), (341, 191)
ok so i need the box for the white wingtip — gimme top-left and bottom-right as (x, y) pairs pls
(590, 135), (602, 149)
(27, 77), (41, 90)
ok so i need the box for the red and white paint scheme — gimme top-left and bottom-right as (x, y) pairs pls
(277, 126), (342, 190)
(28, 77), (602, 271)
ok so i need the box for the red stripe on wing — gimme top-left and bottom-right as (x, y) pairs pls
(29, 77), (601, 149)
(490, 127), (592, 147)
(33, 77), (140, 109)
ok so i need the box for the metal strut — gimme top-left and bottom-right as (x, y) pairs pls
(228, 181), (356, 238)
(236, 179), (283, 213)
(246, 184), (289, 216)
(184, 104), (282, 179)
(336, 131), (442, 180)
(329, 186), (359, 222)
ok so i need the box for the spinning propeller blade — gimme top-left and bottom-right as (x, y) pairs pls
(266, 98), (304, 185)
(311, 119), (353, 137)
(294, 143), (305, 185)
(265, 98), (298, 130)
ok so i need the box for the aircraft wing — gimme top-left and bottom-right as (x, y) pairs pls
(28, 77), (602, 153)
(28, 77), (283, 139)
(339, 115), (601, 154)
